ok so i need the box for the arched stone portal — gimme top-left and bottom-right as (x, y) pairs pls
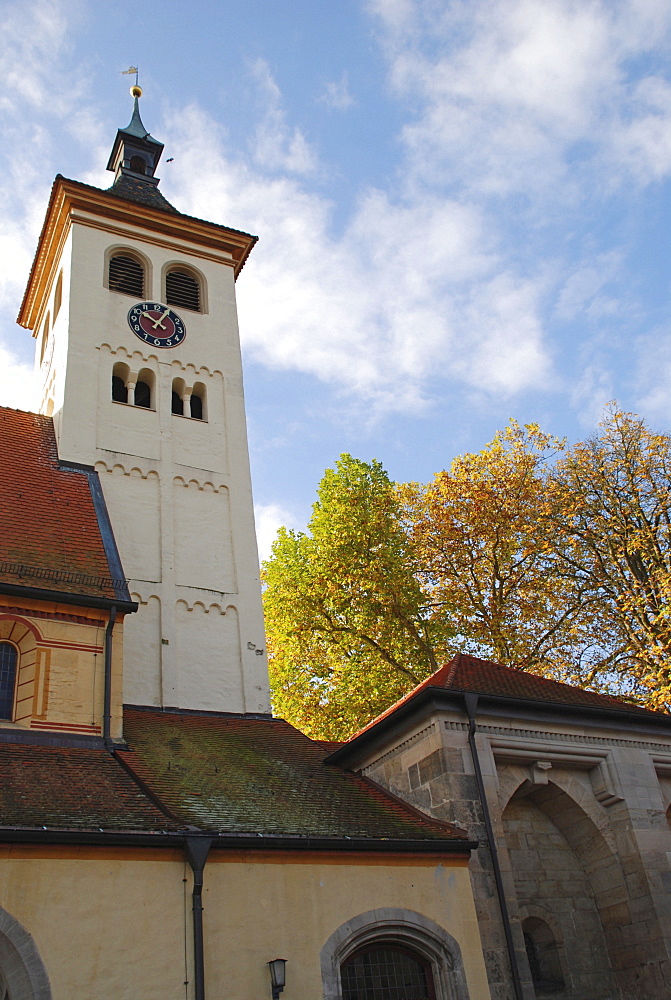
(0, 906), (51, 1000)
(502, 783), (618, 999)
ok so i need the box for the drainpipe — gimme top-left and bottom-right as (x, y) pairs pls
(103, 606), (117, 747)
(464, 692), (525, 1000)
(186, 836), (213, 1000)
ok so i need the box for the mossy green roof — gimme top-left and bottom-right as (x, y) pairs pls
(120, 707), (465, 843)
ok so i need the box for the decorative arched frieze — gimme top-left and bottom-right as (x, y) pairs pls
(173, 475), (226, 493)
(169, 360), (222, 380)
(95, 461), (159, 482)
(98, 344), (160, 368)
(174, 599), (235, 616)
(320, 908), (470, 1000)
(0, 905), (52, 1000)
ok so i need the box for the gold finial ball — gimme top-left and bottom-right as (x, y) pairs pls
(130, 85), (143, 98)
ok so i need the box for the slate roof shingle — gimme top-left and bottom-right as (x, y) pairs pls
(0, 408), (119, 600)
(107, 174), (179, 213)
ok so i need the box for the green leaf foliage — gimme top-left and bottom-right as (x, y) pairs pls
(262, 455), (447, 739)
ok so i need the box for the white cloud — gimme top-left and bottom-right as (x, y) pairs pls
(369, 0), (671, 195)
(318, 73), (355, 111)
(554, 253), (625, 322)
(250, 59), (320, 176)
(0, 0), (72, 115)
(164, 98), (552, 413)
(633, 327), (671, 425)
(0, 0), (99, 409)
(254, 503), (301, 563)
(0, 345), (37, 411)
(571, 361), (616, 429)
(4, 0), (668, 431)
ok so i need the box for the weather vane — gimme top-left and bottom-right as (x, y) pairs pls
(121, 65), (140, 95)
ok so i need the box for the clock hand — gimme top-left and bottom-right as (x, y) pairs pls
(141, 309), (168, 331)
(153, 308), (172, 329)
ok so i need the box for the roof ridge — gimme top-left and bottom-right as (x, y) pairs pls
(113, 748), (186, 826)
(444, 654), (461, 688)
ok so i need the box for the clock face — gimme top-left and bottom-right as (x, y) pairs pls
(127, 302), (186, 348)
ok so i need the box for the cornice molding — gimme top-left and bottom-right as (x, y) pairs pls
(18, 175), (257, 332)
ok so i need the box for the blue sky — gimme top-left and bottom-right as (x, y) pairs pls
(2, 0), (671, 558)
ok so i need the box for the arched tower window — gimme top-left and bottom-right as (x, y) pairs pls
(129, 155), (146, 175)
(166, 267), (201, 312)
(172, 378), (185, 416)
(112, 362), (130, 403)
(341, 946), (435, 1000)
(135, 368), (154, 409)
(53, 271), (63, 321)
(0, 643), (17, 720)
(190, 382), (206, 420)
(109, 253), (144, 297)
(39, 313), (50, 366)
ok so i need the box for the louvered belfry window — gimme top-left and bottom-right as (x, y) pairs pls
(109, 254), (144, 297)
(166, 269), (200, 311)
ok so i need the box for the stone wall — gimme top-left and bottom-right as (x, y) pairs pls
(361, 709), (671, 1000)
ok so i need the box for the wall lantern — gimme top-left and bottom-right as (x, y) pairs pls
(268, 958), (287, 1000)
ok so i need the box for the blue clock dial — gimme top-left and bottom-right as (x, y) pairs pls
(128, 302), (186, 348)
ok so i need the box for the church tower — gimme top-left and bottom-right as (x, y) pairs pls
(18, 88), (270, 716)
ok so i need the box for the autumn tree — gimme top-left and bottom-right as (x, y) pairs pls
(402, 421), (613, 684)
(264, 411), (671, 737)
(262, 454), (448, 739)
(549, 407), (671, 707)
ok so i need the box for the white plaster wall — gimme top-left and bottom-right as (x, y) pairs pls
(100, 468), (162, 582)
(39, 216), (270, 715)
(172, 480), (234, 593)
(123, 593), (162, 706)
(172, 601), (243, 711)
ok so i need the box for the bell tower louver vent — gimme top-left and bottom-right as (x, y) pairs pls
(166, 269), (200, 312)
(109, 254), (144, 297)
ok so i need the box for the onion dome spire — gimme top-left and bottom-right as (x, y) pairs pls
(106, 85), (165, 186)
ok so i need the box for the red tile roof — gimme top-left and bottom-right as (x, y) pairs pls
(0, 741), (179, 832)
(350, 652), (665, 739)
(0, 710), (472, 844)
(0, 407), (120, 600)
(119, 707), (468, 843)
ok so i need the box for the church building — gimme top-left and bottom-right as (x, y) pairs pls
(1, 89), (671, 1000)
(0, 89), (487, 1000)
